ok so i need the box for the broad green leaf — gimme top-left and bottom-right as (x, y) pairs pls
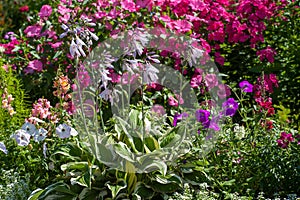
(113, 142), (135, 162)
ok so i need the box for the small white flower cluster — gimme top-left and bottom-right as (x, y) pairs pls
(59, 17), (99, 58)
(2, 122), (79, 156)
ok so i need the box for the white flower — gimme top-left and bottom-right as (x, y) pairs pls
(70, 39), (81, 57)
(21, 122), (37, 136)
(143, 62), (159, 84)
(33, 128), (48, 142)
(12, 129), (31, 146)
(0, 141), (8, 154)
(43, 142), (47, 158)
(56, 124), (78, 139)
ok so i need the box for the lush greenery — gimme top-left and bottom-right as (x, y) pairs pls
(0, 0), (299, 199)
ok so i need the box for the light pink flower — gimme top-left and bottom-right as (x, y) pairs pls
(151, 104), (166, 116)
(168, 94), (184, 107)
(205, 74), (218, 89)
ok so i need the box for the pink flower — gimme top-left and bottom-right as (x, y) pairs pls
(121, 0), (136, 12)
(204, 74), (218, 89)
(172, 20), (192, 33)
(150, 104), (166, 116)
(39, 5), (52, 18)
(31, 98), (52, 119)
(190, 74), (202, 88)
(24, 25), (42, 38)
(217, 84), (231, 99)
(108, 69), (121, 83)
(168, 94), (184, 107)
(24, 60), (43, 74)
(121, 72), (139, 85)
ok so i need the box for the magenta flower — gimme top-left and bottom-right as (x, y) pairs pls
(24, 24), (42, 38)
(277, 132), (294, 148)
(39, 5), (52, 19)
(24, 60), (43, 74)
(239, 80), (253, 93)
(222, 98), (239, 117)
(190, 74), (202, 88)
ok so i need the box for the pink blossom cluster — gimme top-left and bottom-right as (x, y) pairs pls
(0, 39), (20, 55)
(31, 98), (52, 119)
(277, 132), (296, 148)
(1, 89), (16, 116)
(190, 68), (231, 99)
(253, 74), (279, 116)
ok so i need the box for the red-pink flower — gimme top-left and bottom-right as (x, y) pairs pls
(256, 46), (276, 63)
(19, 5), (29, 12)
(277, 132), (294, 148)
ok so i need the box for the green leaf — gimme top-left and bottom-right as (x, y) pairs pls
(53, 51), (63, 59)
(133, 182), (155, 199)
(30, 51), (41, 59)
(113, 142), (135, 162)
(106, 180), (127, 199)
(38, 182), (77, 199)
(61, 162), (88, 171)
(144, 136), (160, 151)
(140, 159), (167, 175)
(27, 188), (44, 200)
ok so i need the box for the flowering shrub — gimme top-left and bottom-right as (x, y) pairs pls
(0, 0), (299, 199)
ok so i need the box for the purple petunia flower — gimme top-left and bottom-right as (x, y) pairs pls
(173, 112), (189, 127)
(222, 98), (239, 117)
(0, 141), (8, 154)
(239, 80), (253, 93)
(12, 129), (31, 146)
(195, 109), (210, 123)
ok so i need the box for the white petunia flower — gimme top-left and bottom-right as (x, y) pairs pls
(33, 128), (48, 142)
(12, 129), (31, 146)
(0, 141), (8, 154)
(56, 124), (78, 139)
(21, 122), (37, 136)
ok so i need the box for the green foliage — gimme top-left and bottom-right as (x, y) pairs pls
(0, 65), (31, 137)
(0, 169), (31, 200)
